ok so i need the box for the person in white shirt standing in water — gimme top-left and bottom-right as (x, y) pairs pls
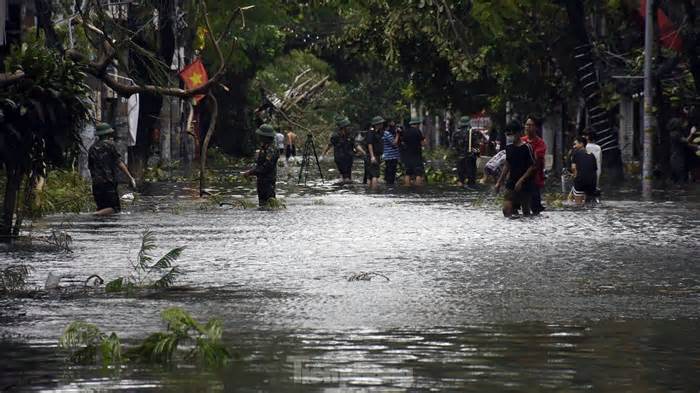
(583, 129), (602, 190)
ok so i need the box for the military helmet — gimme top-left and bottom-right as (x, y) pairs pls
(458, 116), (471, 128)
(371, 116), (385, 126)
(255, 124), (276, 138)
(95, 122), (115, 136)
(336, 116), (351, 128)
(409, 117), (422, 125)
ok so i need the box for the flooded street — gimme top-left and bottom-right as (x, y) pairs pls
(1, 172), (700, 392)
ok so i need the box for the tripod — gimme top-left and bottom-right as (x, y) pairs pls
(298, 134), (324, 184)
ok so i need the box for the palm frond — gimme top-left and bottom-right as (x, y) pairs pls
(160, 307), (198, 333)
(152, 333), (180, 362)
(98, 332), (122, 365)
(126, 332), (171, 363)
(149, 246), (185, 271)
(200, 319), (223, 341)
(138, 230), (157, 268)
(189, 337), (231, 367)
(152, 267), (183, 289)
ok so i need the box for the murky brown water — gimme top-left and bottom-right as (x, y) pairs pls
(1, 163), (700, 392)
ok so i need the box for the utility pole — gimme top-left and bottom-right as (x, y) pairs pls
(642, 0), (655, 199)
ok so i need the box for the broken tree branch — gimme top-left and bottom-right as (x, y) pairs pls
(70, 0), (247, 98)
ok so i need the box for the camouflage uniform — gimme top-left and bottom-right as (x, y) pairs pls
(88, 139), (122, 211)
(252, 142), (280, 206)
(330, 131), (356, 179)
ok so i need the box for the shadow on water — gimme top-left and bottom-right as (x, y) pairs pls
(1, 161), (699, 391)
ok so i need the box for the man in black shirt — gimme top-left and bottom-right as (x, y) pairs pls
(495, 121), (536, 217)
(88, 123), (136, 215)
(401, 117), (426, 186)
(570, 135), (597, 206)
(365, 116), (385, 189)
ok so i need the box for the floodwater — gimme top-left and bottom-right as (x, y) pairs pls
(1, 163), (700, 392)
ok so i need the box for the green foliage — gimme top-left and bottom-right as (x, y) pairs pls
(0, 35), (90, 172)
(264, 197), (286, 210)
(332, 0), (573, 116)
(27, 170), (95, 217)
(543, 192), (566, 209)
(144, 161), (182, 182)
(60, 308), (230, 368)
(108, 230), (185, 292)
(207, 147), (235, 168)
(425, 166), (456, 185)
(0, 265), (33, 293)
(127, 307), (230, 367)
(343, 69), (411, 127)
(59, 322), (122, 366)
(105, 277), (128, 294)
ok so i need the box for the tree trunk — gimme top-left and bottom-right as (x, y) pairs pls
(642, 0), (656, 198)
(1, 166), (22, 243)
(199, 93), (218, 196)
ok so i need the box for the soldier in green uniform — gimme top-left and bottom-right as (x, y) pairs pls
(452, 116), (482, 188)
(243, 124), (280, 206)
(88, 122), (136, 215)
(322, 116), (366, 183)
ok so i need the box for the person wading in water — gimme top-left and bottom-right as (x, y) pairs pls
(88, 122), (136, 215)
(365, 116), (385, 189)
(323, 116), (365, 183)
(242, 124), (280, 207)
(495, 121), (536, 217)
(285, 129), (297, 161)
(400, 117), (426, 186)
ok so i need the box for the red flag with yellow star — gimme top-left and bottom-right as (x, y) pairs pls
(179, 58), (208, 104)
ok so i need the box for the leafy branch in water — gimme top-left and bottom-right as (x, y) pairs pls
(348, 271), (390, 282)
(59, 308), (230, 368)
(59, 322), (121, 365)
(0, 265), (33, 293)
(105, 230), (185, 293)
(264, 198), (286, 210)
(127, 308), (230, 366)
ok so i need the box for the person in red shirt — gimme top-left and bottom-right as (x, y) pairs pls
(522, 115), (547, 214)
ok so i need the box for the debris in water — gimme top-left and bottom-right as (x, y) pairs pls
(348, 271), (390, 282)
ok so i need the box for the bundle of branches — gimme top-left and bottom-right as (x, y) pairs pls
(262, 68), (331, 133)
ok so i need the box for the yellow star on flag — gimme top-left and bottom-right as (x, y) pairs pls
(188, 72), (203, 86)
